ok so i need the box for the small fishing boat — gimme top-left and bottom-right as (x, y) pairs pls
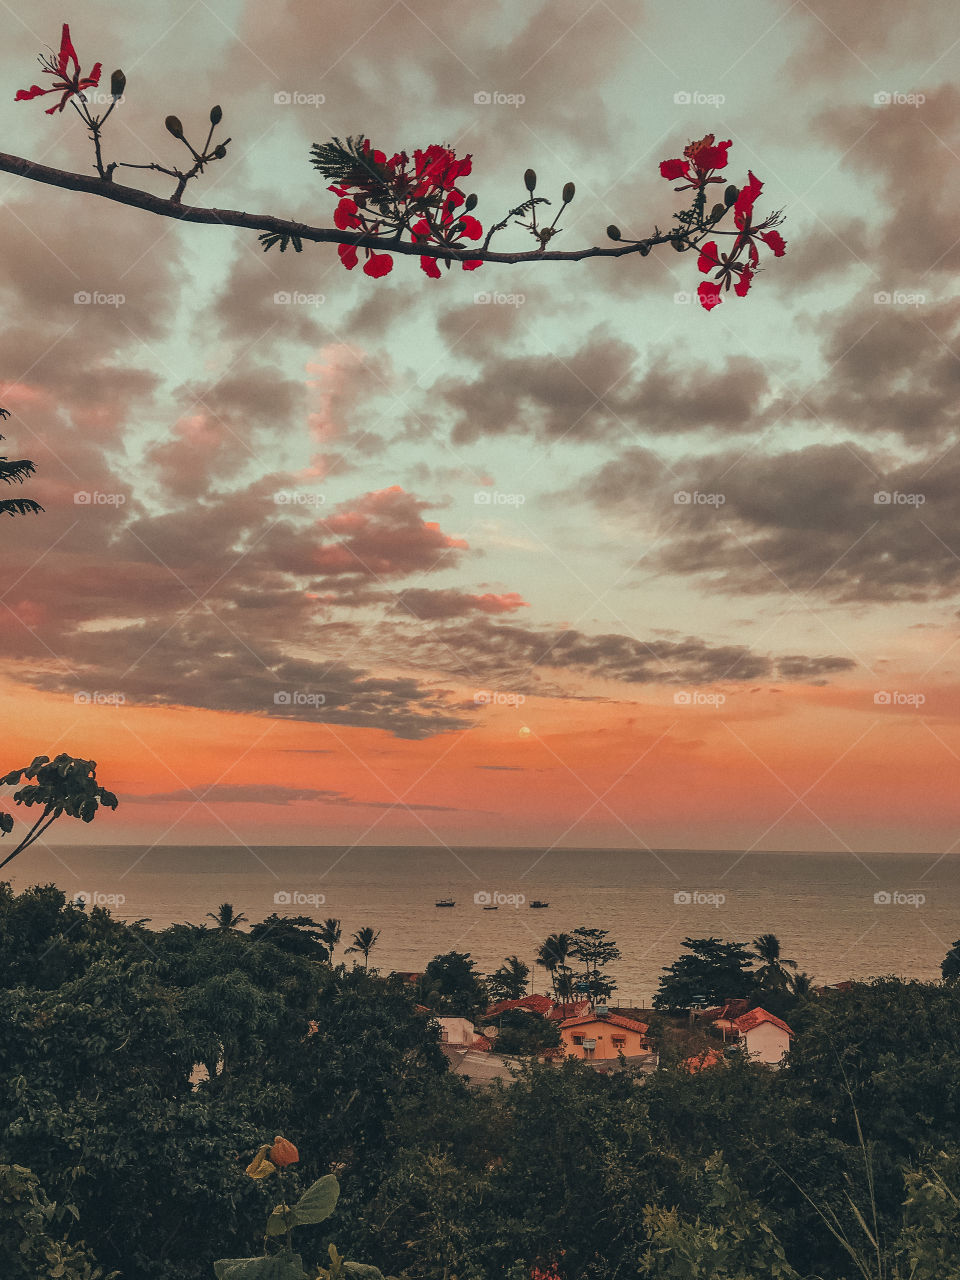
(435, 898), (456, 907)
(483, 904), (499, 911)
(529, 900), (549, 909)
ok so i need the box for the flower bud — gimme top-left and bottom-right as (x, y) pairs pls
(606, 225), (621, 241)
(724, 184), (738, 206)
(270, 1136), (299, 1168)
(110, 70), (125, 100)
(165, 115), (185, 139)
(671, 237), (686, 251)
(210, 105), (222, 126)
(638, 242), (651, 256)
(524, 168), (537, 192)
(562, 182), (575, 204)
(245, 1145), (275, 1180)
(213, 144), (227, 159)
(464, 193), (478, 212)
(710, 203), (725, 221)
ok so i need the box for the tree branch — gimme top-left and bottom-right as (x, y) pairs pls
(0, 150), (680, 265)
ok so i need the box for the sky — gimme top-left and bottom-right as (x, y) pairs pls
(2, 0), (960, 853)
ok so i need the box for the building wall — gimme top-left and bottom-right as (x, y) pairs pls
(435, 1016), (476, 1046)
(560, 1021), (650, 1061)
(743, 1022), (790, 1065)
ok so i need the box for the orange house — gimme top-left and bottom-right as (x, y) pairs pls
(560, 1011), (651, 1061)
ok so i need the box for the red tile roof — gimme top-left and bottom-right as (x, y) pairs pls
(485, 994), (554, 1018)
(471, 1033), (493, 1051)
(547, 999), (591, 1021)
(732, 1007), (794, 1037)
(682, 1048), (724, 1073)
(561, 1012), (649, 1035)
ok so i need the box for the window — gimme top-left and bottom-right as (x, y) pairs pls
(572, 1035), (584, 1045)
(612, 1036), (625, 1047)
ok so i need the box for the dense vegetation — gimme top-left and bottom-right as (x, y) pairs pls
(1, 882), (959, 1279)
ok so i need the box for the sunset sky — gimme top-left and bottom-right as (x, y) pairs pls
(2, 0), (960, 853)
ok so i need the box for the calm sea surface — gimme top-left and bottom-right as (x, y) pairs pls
(8, 846), (958, 1004)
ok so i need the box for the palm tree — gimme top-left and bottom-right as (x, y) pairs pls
(0, 408), (42, 519)
(345, 925), (380, 969)
(318, 917), (342, 961)
(750, 933), (798, 992)
(536, 933), (572, 1001)
(790, 971), (814, 998)
(205, 902), (248, 931)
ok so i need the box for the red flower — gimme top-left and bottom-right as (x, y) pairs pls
(363, 251), (393, 278)
(333, 198), (361, 231)
(458, 215), (483, 241)
(733, 171), (764, 229)
(16, 24), (102, 114)
(760, 228), (786, 257)
(660, 133), (731, 191)
(338, 243), (359, 270)
(697, 281), (723, 311)
(269, 1136), (299, 1168)
(420, 255), (442, 279)
(734, 266), (754, 298)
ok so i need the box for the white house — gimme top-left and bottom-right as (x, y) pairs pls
(434, 1016), (477, 1046)
(731, 1008), (794, 1066)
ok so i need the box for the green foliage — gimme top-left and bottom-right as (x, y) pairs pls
(418, 950), (488, 1016)
(0, 1163), (115, 1280)
(0, 754), (118, 870)
(0, 407), (43, 519)
(640, 1156), (799, 1279)
(653, 936), (756, 1009)
(486, 954), (530, 1002)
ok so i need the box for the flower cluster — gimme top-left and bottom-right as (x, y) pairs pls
(15, 23), (101, 115)
(323, 138), (483, 279)
(660, 134), (786, 311)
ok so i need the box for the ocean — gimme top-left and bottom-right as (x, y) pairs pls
(6, 845), (956, 1004)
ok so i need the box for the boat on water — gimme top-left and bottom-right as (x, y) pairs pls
(435, 898), (456, 907)
(529, 900), (549, 909)
(483, 905), (499, 910)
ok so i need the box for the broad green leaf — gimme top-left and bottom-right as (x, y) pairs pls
(292, 1174), (340, 1225)
(343, 1264), (387, 1278)
(266, 1204), (296, 1237)
(213, 1254), (307, 1280)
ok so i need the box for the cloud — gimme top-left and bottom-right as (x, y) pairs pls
(394, 588), (529, 619)
(128, 783), (464, 810)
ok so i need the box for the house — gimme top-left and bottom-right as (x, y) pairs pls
(485, 994), (555, 1019)
(434, 1016), (483, 1047)
(682, 1047), (725, 1073)
(559, 1011), (652, 1061)
(730, 1007), (794, 1066)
